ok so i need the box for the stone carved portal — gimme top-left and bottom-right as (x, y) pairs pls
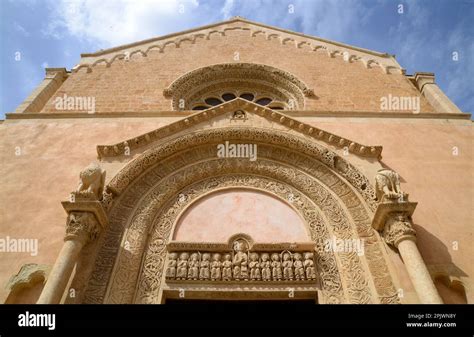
(78, 127), (400, 304)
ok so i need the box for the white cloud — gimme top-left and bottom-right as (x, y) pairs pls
(41, 61), (49, 68)
(387, 2), (473, 112)
(221, 0), (234, 19)
(42, 0), (201, 48)
(13, 22), (30, 36)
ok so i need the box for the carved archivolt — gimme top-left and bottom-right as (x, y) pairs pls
(101, 127), (379, 208)
(163, 63), (313, 110)
(81, 130), (399, 304)
(75, 21), (401, 75)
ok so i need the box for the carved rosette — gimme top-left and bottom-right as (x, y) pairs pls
(383, 213), (416, 248)
(65, 212), (101, 245)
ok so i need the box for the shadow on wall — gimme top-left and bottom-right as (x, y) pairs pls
(414, 224), (468, 304)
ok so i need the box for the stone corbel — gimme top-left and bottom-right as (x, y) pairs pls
(372, 169), (443, 304)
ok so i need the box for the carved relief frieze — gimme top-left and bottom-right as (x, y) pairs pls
(165, 235), (318, 284)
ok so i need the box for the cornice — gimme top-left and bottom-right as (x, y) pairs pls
(95, 98), (383, 159)
(5, 111), (471, 120)
(73, 19), (401, 75)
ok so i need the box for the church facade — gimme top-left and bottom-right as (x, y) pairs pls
(0, 17), (471, 304)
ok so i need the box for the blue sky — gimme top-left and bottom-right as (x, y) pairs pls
(1, 0), (473, 119)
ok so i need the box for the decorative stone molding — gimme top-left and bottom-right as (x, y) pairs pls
(6, 110), (471, 120)
(163, 63), (312, 110)
(372, 200), (417, 232)
(6, 264), (49, 292)
(64, 211), (102, 245)
(82, 136), (398, 304)
(75, 18), (400, 75)
(99, 128), (378, 213)
(165, 235), (318, 283)
(96, 100), (382, 160)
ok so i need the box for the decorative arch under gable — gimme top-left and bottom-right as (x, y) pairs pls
(75, 127), (400, 304)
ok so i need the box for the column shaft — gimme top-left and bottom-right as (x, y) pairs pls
(398, 239), (443, 304)
(37, 240), (84, 304)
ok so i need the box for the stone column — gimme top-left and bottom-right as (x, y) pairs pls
(37, 212), (101, 304)
(372, 169), (443, 304)
(383, 213), (443, 304)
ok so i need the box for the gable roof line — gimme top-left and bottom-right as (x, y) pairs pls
(96, 98), (383, 159)
(81, 16), (389, 58)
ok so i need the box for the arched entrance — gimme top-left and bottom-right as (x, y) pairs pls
(77, 126), (399, 304)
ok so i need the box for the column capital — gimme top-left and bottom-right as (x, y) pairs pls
(62, 198), (108, 245)
(382, 212), (416, 248)
(65, 211), (101, 245)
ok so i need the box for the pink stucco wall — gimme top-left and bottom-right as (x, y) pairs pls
(173, 189), (309, 242)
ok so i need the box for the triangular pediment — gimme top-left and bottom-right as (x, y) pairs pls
(97, 98), (382, 160)
(75, 17), (402, 75)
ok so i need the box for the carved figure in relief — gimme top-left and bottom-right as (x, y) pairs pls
(176, 252), (189, 279)
(210, 253), (222, 280)
(187, 253), (199, 280)
(260, 253), (271, 281)
(375, 168), (407, 202)
(304, 252), (316, 280)
(232, 110), (247, 120)
(271, 253), (282, 280)
(232, 240), (248, 280)
(199, 253), (210, 280)
(222, 254), (232, 280)
(249, 252), (261, 280)
(282, 252), (294, 280)
(293, 253), (305, 280)
(76, 162), (106, 199)
(166, 253), (178, 279)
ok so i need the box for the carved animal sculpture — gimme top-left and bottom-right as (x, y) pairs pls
(375, 168), (406, 202)
(76, 163), (106, 199)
